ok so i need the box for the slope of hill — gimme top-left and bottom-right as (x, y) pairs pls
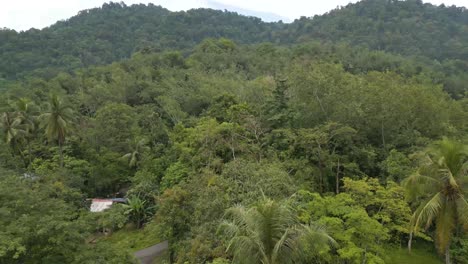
(0, 37), (466, 263)
(0, 2), (467, 263)
(1, 0), (468, 83)
(0, 2), (278, 79)
(283, 0), (468, 61)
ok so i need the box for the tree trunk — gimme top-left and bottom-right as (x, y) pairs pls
(59, 141), (64, 168)
(408, 232), (413, 253)
(314, 88), (328, 120)
(27, 140), (32, 167)
(336, 158), (340, 194)
(169, 247), (175, 264)
(318, 160), (324, 194)
(445, 244), (451, 264)
(15, 142), (28, 168)
(362, 246), (367, 264)
(381, 120), (386, 150)
(316, 146), (324, 194)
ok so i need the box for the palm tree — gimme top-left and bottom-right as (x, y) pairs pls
(404, 138), (467, 264)
(15, 98), (39, 166)
(219, 198), (336, 264)
(0, 111), (26, 157)
(41, 95), (74, 168)
(122, 138), (149, 168)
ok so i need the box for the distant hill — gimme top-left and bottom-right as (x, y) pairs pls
(1, 0), (468, 85)
(0, 2), (279, 79)
(282, 0), (468, 61)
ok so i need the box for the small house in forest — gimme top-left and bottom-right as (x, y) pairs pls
(89, 198), (127, 212)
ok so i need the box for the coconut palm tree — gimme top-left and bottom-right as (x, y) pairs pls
(0, 111), (26, 157)
(15, 98), (39, 166)
(122, 138), (149, 168)
(219, 198), (336, 264)
(41, 95), (74, 168)
(404, 138), (467, 264)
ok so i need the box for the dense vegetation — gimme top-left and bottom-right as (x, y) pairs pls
(0, 0), (467, 263)
(1, 0), (468, 98)
(284, 0), (468, 61)
(0, 2), (276, 80)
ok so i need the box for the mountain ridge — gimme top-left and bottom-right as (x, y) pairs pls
(1, 0), (467, 86)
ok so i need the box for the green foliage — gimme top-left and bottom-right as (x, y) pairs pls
(2, 1), (468, 97)
(71, 241), (138, 264)
(0, 112), (26, 157)
(343, 178), (412, 241)
(122, 138), (149, 168)
(295, 177), (414, 264)
(155, 187), (193, 253)
(41, 94), (74, 167)
(380, 149), (413, 182)
(93, 103), (137, 152)
(99, 226), (162, 253)
(41, 95), (74, 144)
(404, 138), (468, 258)
(208, 258), (230, 264)
(0, 174), (134, 263)
(0, 3), (273, 80)
(450, 236), (468, 264)
(219, 198), (335, 264)
(94, 204), (128, 232)
(123, 195), (154, 229)
(1, 2), (467, 261)
(383, 245), (442, 264)
(160, 161), (190, 191)
(264, 79), (292, 129)
(286, 0), (468, 62)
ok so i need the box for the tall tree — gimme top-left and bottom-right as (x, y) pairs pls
(404, 138), (468, 264)
(219, 198), (335, 264)
(122, 138), (149, 168)
(41, 95), (74, 168)
(0, 111), (26, 159)
(264, 78), (291, 129)
(14, 98), (39, 166)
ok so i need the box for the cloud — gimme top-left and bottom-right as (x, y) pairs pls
(206, 0), (291, 22)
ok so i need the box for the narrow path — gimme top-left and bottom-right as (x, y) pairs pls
(134, 240), (169, 264)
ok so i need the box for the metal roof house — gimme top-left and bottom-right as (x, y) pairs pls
(89, 198), (127, 212)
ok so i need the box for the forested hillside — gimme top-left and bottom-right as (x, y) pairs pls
(1, 0), (468, 98)
(0, 2), (278, 80)
(0, 1), (467, 263)
(284, 0), (468, 61)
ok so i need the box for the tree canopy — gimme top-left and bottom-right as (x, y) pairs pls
(0, 1), (467, 263)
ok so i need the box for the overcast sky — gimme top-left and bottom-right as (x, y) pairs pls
(1, 0), (467, 31)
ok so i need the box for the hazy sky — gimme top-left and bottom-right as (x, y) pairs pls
(1, 0), (467, 31)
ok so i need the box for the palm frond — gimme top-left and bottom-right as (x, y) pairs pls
(434, 138), (466, 177)
(402, 171), (440, 200)
(220, 199), (334, 264)
(456, 194), (468, 231)
(229, 235), (262, 264)
(218, 220), (240, 239)
(413, 192), (443, 232)
(123, 152), (133, 158)
(271, 228), (294, 264)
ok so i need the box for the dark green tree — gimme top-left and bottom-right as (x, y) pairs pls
(404, 139), (468, 263)
(41, 94), (74, 168)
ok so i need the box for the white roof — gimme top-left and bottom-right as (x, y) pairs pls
(90, 199), (114, 212)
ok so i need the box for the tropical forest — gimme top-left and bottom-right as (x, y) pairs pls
(0, 0), (467, 263)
